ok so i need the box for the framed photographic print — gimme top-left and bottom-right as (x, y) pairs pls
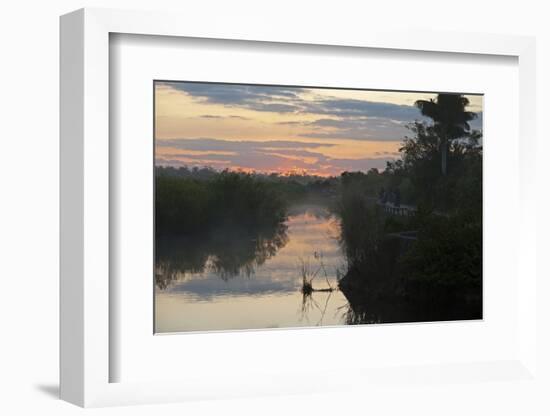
(153, 80), (484, 334)
(60, 8), (539, 408)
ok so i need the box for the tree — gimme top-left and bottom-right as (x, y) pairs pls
(415, 94), (477, 175)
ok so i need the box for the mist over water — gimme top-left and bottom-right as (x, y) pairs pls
(155, 204), (349, 332)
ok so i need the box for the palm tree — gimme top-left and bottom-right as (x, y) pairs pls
(415, 94), (477, 175)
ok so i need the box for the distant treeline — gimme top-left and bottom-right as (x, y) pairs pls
(156, 165), (339, 186)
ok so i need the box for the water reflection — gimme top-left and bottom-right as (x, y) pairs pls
(155, 205), (349, 332)
(155, 222), (289, 289)
(339, 280), (482, 325)
(300, 289), (337, 327)
(155, 202), (481, 333)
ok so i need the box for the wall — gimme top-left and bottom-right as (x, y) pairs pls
(0, 1), (548, 414)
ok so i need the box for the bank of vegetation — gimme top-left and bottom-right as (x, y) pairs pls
(155, 170), (289, 236)
(337, 94), (483, 322)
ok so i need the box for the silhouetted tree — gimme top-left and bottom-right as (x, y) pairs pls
(415, 94), (477, 175)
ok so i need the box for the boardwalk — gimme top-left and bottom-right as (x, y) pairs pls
(378, 201), (417, 217)
(375, 199), (418, 243)
(377, 200), (448, 218)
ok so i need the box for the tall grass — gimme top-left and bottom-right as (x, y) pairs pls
(298, 254), (335, 295)
(155, 170), (288, 236)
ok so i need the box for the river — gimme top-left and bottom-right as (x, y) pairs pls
(154, 204), (350, 333)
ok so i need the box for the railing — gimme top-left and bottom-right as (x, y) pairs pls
(379, 202), (417, 217)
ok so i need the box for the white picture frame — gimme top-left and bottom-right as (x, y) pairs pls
(60, 7), (538, 407)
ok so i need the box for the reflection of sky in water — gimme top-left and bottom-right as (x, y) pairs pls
(155, 205), (349, 332)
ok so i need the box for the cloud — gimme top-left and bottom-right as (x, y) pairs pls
(280, 111), (482, 142)
(156, 138), (336, 152)
(160, 81), (483, 123)
(158, 81), (426, 121)
(196, 114), (253, 121)
(277, 121), (304, 126)
(304, 99), (422, 120)
(166, 273), (297, 300)
(156, 137), (395, 176)
(198, 115), (224, 119)
(158, 81), (305, 112)
(228, 115), (251, 120)
(158, 82), (482, 143)
(158, 82), (433, 142)
(297, 117), (410, 141)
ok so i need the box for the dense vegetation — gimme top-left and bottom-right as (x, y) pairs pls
(337, 94), (483, 322)
(155, 168), (339, 286)
(155, 170), (288, 236)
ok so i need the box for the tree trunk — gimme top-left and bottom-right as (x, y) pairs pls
(441, 138), (448, 176)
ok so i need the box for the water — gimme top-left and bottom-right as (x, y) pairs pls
(155, 204), (350, 333)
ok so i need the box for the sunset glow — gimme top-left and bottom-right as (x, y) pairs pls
(155, 81), (482, 176)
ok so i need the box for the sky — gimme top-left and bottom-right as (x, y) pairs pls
(155, 81), (483, 177)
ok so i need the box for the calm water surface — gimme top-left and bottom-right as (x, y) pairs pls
(155, 205), (350, 333)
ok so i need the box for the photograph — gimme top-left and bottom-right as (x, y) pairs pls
(154, 81), (483, 333)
